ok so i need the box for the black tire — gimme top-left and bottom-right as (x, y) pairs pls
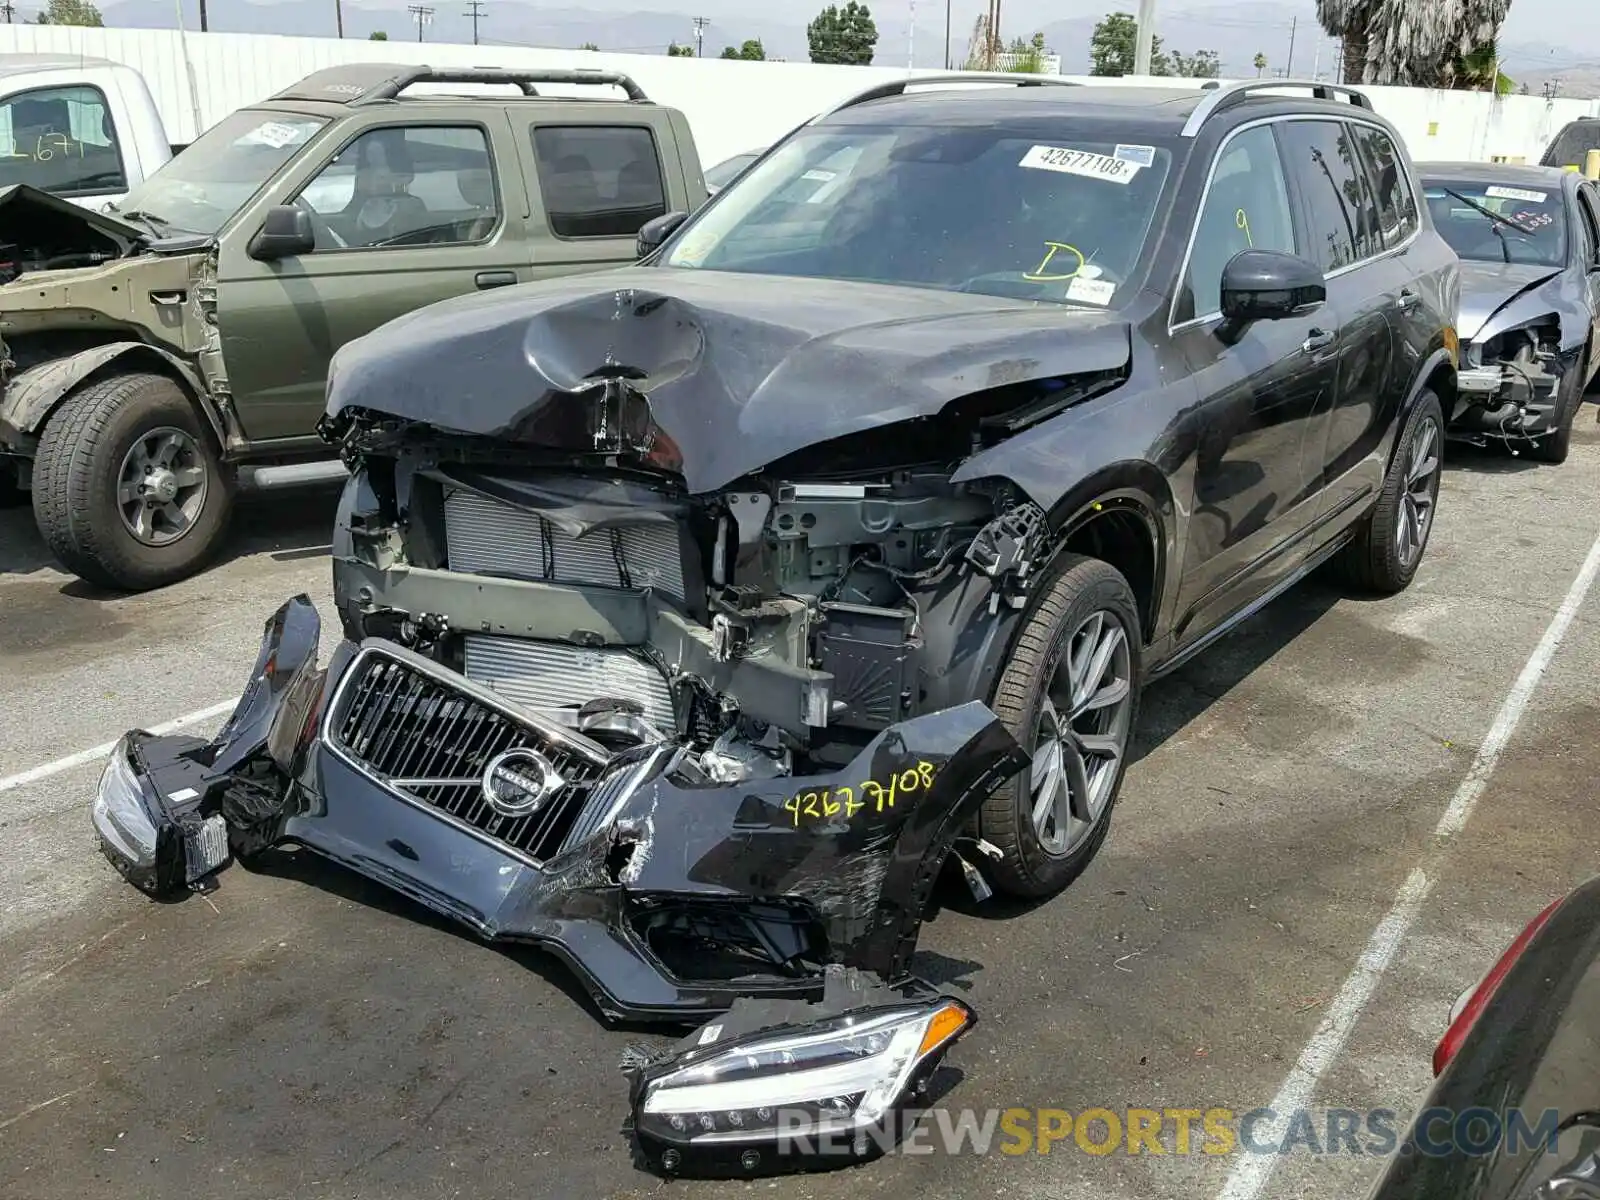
(1331, 389), (1444, 595)
(980, 553), (1143, 899)
(1525, 364), (1582, 465)
(31, 372), (235, 590)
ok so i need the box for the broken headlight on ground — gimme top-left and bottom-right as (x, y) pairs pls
(627, 969), (975, 1176)
(92, 732), (228, 894)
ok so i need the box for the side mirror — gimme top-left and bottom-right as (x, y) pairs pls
(1219, 249), (1326, 334)
(248, 204), (315, 261)
(637, 210), (689, 260)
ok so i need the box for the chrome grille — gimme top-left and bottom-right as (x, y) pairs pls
(443, 487), (686, 603)
(463, 634), (675, 728)
(326, 648), (608, 865)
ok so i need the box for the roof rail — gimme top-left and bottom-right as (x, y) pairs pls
(356, 65), (648, 104)
(1179, 77), (1371, 137)
(827, 71), (1081, 114)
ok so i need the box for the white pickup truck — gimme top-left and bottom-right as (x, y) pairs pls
(0, 52), (178, 211)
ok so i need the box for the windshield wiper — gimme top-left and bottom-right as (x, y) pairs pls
(112, 210), (174, 238)
(1440, 187), (1538, 237)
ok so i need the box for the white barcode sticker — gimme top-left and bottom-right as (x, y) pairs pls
(1019, 145), (1142, 184)
(1114, 143), (1156, 168)
(167, 787), (199, 803)
(1485, 185), (1547, 203)
(697, 1023), (723, 1045)
(1067, 277), (1116, 305)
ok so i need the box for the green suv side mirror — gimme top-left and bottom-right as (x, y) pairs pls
(249, 205), (316, 262)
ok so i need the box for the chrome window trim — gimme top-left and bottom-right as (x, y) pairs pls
(1168, 113), (1421, 336)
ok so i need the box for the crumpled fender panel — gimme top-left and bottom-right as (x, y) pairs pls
(0, 341), (221, 447)
(111, 595), (1029, 1023)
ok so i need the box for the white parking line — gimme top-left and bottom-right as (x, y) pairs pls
(0, 699), (239, 795)
(1215, 525), (1600, 1200)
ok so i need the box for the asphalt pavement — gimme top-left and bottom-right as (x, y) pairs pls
(2, 423), (1598, 1200)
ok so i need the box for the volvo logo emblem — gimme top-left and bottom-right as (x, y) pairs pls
(481, 748), (567, 818)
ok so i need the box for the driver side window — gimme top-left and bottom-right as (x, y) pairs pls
(1178, 125), (1298, 324)
(293, 125), (500, 251)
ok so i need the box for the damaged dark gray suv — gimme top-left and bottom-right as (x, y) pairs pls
(93, 76), (1459, 1163)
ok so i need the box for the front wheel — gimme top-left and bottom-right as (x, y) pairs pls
(1331, 389), (1444, 595)
(31, 372), (235, 590)
(980, 553), (1143, 899)
(1525, 363), (1582, 465)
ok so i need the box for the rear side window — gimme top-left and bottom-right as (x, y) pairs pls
(1542, 121), (1600, 169)
(1178, 124), (1298, 323)
(531, 125), (667, 238)
(1279, 120), (1381, 270)
(1350, 123), (1419, 248)
(0, 84), (126, 198)
(1578, 186), (1600, 264)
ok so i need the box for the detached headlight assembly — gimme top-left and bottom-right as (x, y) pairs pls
(629, 997), (975, 1176)
(91, 733), (229, 895)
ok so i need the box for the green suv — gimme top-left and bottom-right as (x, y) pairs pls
(0, 63), (706, 590)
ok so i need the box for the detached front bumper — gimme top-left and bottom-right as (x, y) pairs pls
(1450, 341), (1579, 440)
(93, 595), (1027, 1024)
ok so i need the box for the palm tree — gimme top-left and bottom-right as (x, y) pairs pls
(1254, 52), (1268, 75)
(1315, 0), (1511, 87)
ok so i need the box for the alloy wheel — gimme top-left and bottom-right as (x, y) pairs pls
(117, 426), (209, 547)
(1395, 415), (1441, 569)
(1030, 610), (1135, 856)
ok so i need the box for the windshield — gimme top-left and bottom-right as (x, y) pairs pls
(110, 109), (329, 236)
(663, 125), (1174, 307)
(1422, 180), (1568, 268)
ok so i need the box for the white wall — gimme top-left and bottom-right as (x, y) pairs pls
(3, 25), (1598, 169)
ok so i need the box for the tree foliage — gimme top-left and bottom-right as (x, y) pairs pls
(369, 30), (388, 39)
(667, 41), (695, 57)
(1170, 48), (1221, 78)
(720, 38), (766, 60)
(36, 0), (103, 25)
(808, 2), (878, 66)
(1253, 51), (1268, 75)
(580, 41), (599, 50)
(1315, 0), (1512, 87)
(1004, 31), (1050, 73)
(1088, 12), (1169, 76)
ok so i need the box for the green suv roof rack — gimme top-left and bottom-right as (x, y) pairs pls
(272, 63), (649, 106)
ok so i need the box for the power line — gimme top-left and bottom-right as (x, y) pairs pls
(691, 15), (708, 57)
(408, 3), (434, 41)
(463, 0), (485, 45)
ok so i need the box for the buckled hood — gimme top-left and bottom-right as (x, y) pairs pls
(326, 266), (1133, 493)
(1457, 260), (1564, 343)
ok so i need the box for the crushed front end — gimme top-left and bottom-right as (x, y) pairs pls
(1450, 321), (1579, 446)
(92, 367), (1047, 1021)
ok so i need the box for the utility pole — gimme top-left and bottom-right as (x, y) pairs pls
(464, 0), (484, 45)
(198, 0), (207, 31)
(1285, 16), (1296, 75)
(1133, 0), (1155, 76)
(408, 3), (433, 41)
(943, 0), (951, 68)
(0, 2), (14, 22)
(692, 16), (708, 57)
(334, 0), (343, 37)
(908, 0), (915, 69)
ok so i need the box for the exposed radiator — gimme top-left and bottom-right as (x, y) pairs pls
(463, 633), (676, 729)
(325, 647), (607, 865)
(443, 487), (687, 603)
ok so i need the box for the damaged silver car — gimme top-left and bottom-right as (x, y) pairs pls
(1420, 163), (1600, 462)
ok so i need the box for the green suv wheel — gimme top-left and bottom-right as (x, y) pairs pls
(32, 372), (235, 591)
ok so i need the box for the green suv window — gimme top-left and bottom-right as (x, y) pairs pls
(532, 125), (667, 238)
(295, 124), (501, 250)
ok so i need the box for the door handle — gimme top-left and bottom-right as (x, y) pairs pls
(474, 270), (517, 289)
(1302, 328), (1335, 352)
(1398, 288), (1422, 309)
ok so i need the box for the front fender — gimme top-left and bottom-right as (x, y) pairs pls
(0, 340), (224, 450)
